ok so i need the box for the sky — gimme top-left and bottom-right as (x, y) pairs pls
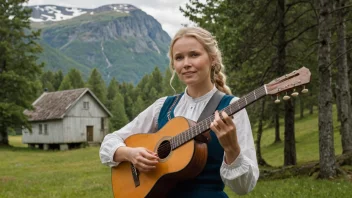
(26, 0), (202, 37)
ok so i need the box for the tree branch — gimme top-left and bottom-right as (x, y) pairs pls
(285, 0), (311, 16)
(328, 47), (352, 68)
(285, 8), (314, 28)
(331, 3), (352, 13)
(286, 24), (318, 45)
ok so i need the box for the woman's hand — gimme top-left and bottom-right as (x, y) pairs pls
(210, 111), (241, 164)
(126, 147), (160, 172)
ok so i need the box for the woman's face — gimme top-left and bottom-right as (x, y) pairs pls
(172, 36), (213, 87)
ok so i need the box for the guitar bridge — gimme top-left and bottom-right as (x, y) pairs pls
(130, 163), (140, 187)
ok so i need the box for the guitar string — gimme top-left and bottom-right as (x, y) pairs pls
(157, 86), (266, 155)
(157, 91), (266, 157)
(156, 86), (266, 155)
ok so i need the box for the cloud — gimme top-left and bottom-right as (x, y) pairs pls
(27, 0), (194, 37)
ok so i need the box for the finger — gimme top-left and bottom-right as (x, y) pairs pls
(136, 163), (156, 172)
(143, 149), (159, 160)
(138, 157), (159, 166)
(210, 122), (220, 135)
(137, 156), (159, 166)
(146, 149), (158, 156)
(221, 111), (234, 126)
(214, 111), (227, 128)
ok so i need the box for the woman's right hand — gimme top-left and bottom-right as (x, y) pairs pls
(126, 147), (160, 172)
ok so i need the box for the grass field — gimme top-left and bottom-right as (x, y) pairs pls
(1, 106), (352, 198)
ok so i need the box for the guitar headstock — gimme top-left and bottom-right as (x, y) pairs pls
(265, 67), (311, 95)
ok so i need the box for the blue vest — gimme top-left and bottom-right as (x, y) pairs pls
(157, 93), (234, 198)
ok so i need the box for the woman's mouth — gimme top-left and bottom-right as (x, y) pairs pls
(182, 71), (196, 76)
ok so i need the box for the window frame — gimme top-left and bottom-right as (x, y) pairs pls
(39, 124), (43, 134)
(44, 124), (48, 135)
(83, 101), (89, 109)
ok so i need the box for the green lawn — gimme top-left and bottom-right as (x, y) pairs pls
(1, 106), (351, 198)
(260, 106), (342, 167)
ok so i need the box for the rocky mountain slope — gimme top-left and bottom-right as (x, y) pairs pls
(28, 4), (171, 83)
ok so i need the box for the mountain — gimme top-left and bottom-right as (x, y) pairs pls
(28, 4), (171, 84)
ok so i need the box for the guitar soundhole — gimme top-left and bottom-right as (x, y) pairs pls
(157, 140), (171, 159)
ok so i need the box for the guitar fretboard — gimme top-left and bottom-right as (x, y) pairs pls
(170, 85), (267, 150)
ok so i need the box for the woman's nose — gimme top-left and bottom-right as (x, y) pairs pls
(183, 57), (191, 68)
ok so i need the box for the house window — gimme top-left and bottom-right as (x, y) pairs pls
(83, 101), (89, 109)
(44, 124), (48, 135)
(39, 124), (42, 134)
(101, 118), (105, 130)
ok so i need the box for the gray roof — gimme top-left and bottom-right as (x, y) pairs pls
(24, 88), (112, 121)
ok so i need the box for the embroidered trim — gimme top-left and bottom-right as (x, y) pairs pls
(167, 94), (181, 120)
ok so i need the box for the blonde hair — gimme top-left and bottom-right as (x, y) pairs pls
(168, 27), (232, 95)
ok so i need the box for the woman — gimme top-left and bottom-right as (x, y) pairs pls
(99, 27), (259, 197)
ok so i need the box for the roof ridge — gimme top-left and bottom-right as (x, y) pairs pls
(45, 87), (88, 93)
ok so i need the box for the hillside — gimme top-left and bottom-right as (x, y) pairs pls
(28, 4), (171, 84)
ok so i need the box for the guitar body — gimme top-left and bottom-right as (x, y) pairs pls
(111, 117), (208, 198)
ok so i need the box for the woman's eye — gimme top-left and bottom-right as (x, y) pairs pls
(191, 53), (199, 57)
(175, 56), (183, 61)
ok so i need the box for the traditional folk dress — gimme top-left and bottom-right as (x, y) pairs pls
(100, 86), (259, 196)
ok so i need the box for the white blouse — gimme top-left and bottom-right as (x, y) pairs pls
(99, 86), (259, 195)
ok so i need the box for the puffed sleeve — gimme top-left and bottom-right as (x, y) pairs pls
(99, 97), (167, 167)
(220, 98), (259, 195)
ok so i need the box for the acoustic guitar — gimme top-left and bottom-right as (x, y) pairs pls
(111, 67), (311, 198)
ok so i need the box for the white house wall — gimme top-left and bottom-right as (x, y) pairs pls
(22, 120), (64, 143)
(67, 94), (108, 118)
(63, 93), (109, 143)
(63, 117), (104, 143)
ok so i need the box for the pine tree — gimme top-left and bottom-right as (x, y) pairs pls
(67, 68), (85, 89)
(132, 96), (144, 119)
(107, 77), (119, 101)
(0, 0), (43, 145)
(87, 68), (107, 105)
(58, 75), (73, 90)
(40, 71), (55, 91)
(106, 77), (119, 111)
(148, 87), (158, 107)
(120, 82), (135, 120)
(150, 67), (163, 94)
(53, 70), (63, 90)
(109, 93), (129, 131)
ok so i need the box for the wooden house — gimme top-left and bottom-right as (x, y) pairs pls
(22, 88), (112, 150)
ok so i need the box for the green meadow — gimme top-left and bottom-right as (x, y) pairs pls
(1, 106), (352, 198)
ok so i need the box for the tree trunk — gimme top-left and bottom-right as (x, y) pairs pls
(309, 89), (314, 114)
(336, 0), (352, 154)
(256, 99), (269, 166)
(274, 105), (281, 143)
(300, 96), (304, 119)
(277, 0), (296, 166)
(334, 85), (341, 122)
(284, 99), (297, 165)
(275, 0), (285, 145)
(317, 0), (336, 178)
(0, 125), (9, 146)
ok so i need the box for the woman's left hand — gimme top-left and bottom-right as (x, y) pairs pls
(210, 110), (241, 164)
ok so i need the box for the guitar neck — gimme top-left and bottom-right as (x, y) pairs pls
(170, 85), (267, 150)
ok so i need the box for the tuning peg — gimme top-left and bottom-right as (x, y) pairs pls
(275, 94), (280, 104)
(291, 88), (299, 97)
(283, 92), (290, 100)
(301, 86), (308, 94)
